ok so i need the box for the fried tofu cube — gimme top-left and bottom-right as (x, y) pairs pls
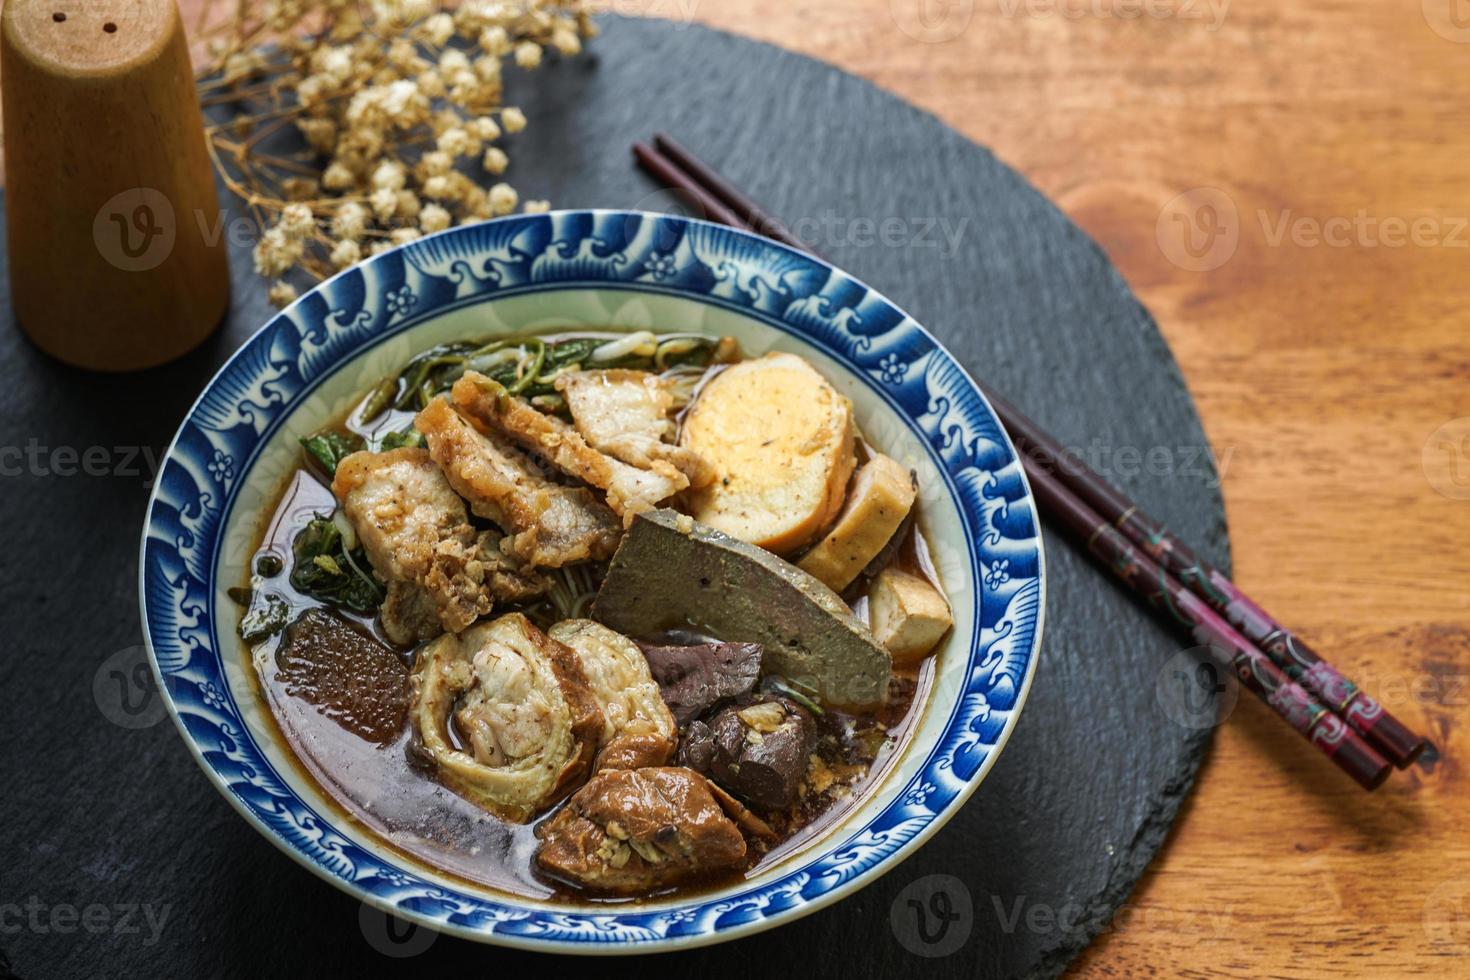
(868, 568), (952, 666)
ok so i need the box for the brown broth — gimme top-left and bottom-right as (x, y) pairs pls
(236, 335), (940, 904)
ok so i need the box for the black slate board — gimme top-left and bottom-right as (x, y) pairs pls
(0, 16), (1228, 980)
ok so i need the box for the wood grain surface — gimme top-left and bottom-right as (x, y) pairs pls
(9, 0), (1468, 975)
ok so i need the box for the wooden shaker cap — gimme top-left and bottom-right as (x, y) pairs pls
(2, 0), (230, 371)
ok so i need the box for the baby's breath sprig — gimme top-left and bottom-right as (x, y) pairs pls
(193, 0), (596, 304)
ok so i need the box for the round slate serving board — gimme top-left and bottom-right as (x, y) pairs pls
(0, 15), (1227, 979)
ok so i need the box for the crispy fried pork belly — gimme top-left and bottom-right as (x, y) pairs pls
(332, 448), (551, 644)
(548, 620), (677, 770)
(534, 767), (747, 892)
(416, 397), (621, 568)
(555, 369), (715, 488)
(451, 372), (686, 518)
(408, 613), (604, 822)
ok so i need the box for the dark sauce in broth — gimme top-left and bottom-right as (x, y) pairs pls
(240, 335), (939, 903)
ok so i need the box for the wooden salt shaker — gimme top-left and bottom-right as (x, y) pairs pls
(1, 0), (229, 371)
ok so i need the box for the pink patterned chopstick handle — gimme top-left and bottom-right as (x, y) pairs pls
(1081, 518), (1390, 789)
(1115, 507), (1426, 767)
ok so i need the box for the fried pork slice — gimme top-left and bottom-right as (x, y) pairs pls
(416, 397), (621, 568)
(409, 613), (604, 822)
(332, 448), (551, 644)
(555, 369), (715, 488)
(451, 372), (686, 518)
(534, 767), (748, 893)
(548, 620), (677, 770)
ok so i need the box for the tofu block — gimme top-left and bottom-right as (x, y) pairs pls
(797, 453), (916, 591)
(869, 568), (953, 667)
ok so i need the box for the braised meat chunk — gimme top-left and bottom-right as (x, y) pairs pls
(548, 620), (678, 770)
(534, 767), (747, 893)
(555, 369), (715, 488)
(408, 613), (604, 822)
(416, 397), (621, 568)
(636, 639), (763, 726)
(679, 697), (817, 810)
(332, 448), (551, 644)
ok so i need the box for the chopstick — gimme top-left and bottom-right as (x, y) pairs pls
(985, 386), (1429, 769)
(633, 134), (1426, 790)
(1025, 464), (1389, 790)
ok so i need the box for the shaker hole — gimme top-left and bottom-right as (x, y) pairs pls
(52, 11), (66, 22)
(103, 21), (117, 32)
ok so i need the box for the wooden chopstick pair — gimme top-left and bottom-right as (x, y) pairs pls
(633, 132), (1430, 791)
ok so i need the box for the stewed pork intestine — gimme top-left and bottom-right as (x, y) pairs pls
(408, 613), (603, 823)
(547, 619), (678, 771)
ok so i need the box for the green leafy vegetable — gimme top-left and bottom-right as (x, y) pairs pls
(240, 593), (291, 642)
(300, 430), (364, 476)
(359, 331), (731, 421)
(230, 583), (291, 643)
(290, 514), (385, 614)
(378, 427), (424, 451)
(359, 378), (400, 422)
(767, 677), (826, 716)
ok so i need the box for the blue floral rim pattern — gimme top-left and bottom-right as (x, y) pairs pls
(139, 210), (1045, 952)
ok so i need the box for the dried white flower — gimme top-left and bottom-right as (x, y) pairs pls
(254, 226), (304, 277)
(488, 182), (518, 215)
(482, 146), (509, 175)
(396, 189), (422, 220)
(423, 12), (454, 46)
(268, 280), (298, 307)
(420, 203), (452, 233)
(551, 27), (581, 55)
(515, 42), (543, 70)
(473, 54), (503, 84)
(279, 203), (316, 239)
(371, 160), (407, 192)
(387, 39), (425, 73)
(317, 45), (353, 81)
(469, 116), (502, 142)
(322, 161), (356, 191)
(295, 75), (332, 107)
(417, 68), (446, 98)
(332, 201), (370, 241)
(436, 127), (476, 158)
(330, 238), (363, 269)
(522, 199), (550, 214)
(370, 187), (399, 222)
(297, 117), (338, 154)
(501, 106), (527, 133)
(479, 26), (510, 56)
(420, 150), (453, 177)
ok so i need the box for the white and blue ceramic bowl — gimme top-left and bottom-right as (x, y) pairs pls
(139, 210), (1045, 952)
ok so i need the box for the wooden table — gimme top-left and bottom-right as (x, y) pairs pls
(675, 1), (1468, 975)
(9, 1), (1464, 974)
